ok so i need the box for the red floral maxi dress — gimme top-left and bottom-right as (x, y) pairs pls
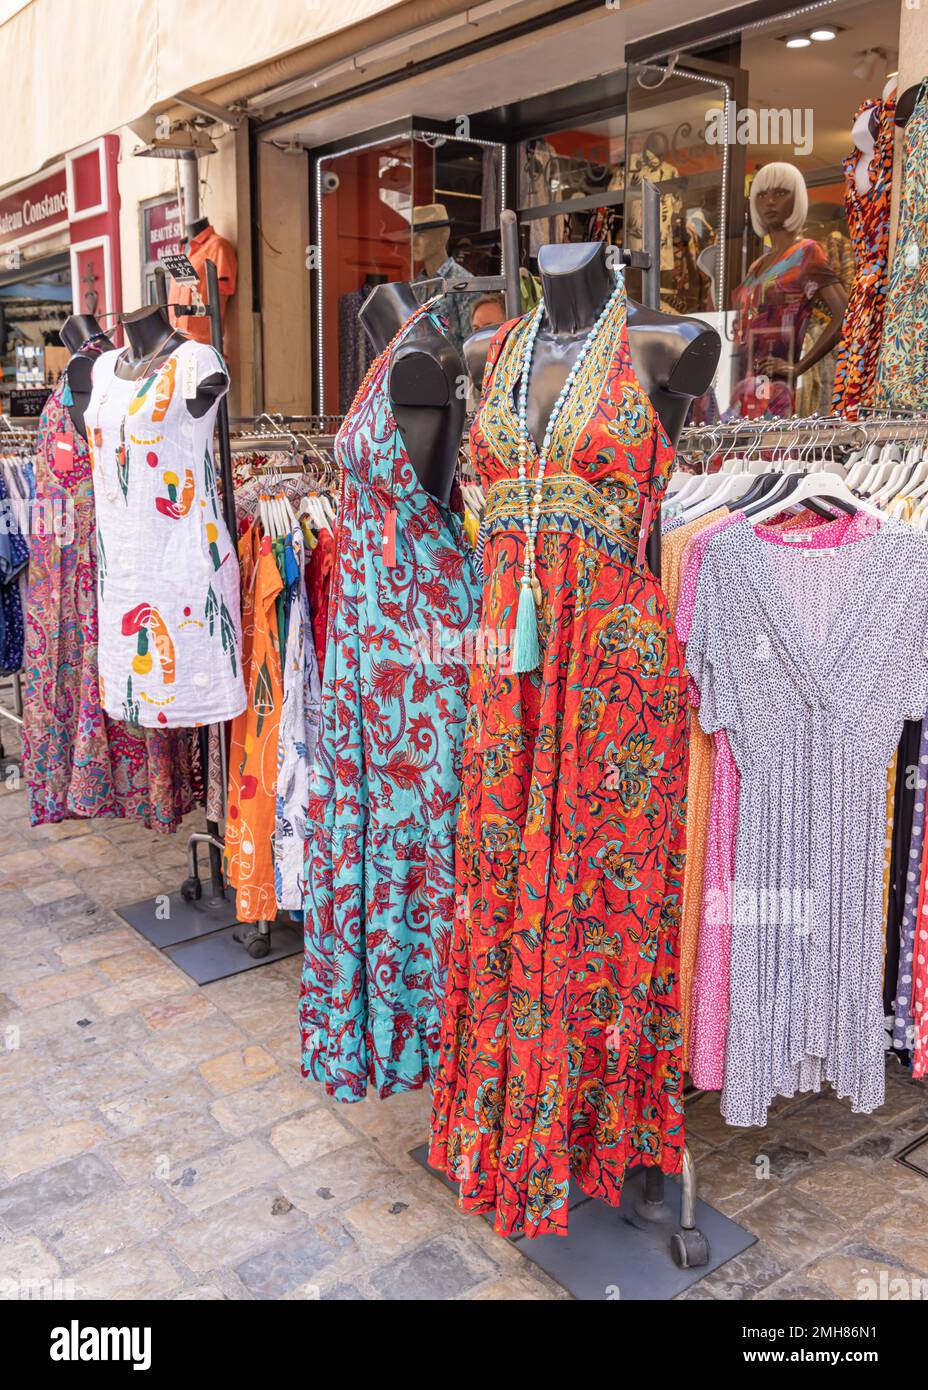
(428, 287), (689, 1238)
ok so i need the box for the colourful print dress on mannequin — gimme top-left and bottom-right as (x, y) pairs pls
(428, 268), (689, 1239)
(730, 243), (839, 417)
(87, 339), (245, 728)
(299, 301), (480, 1103)
(831, 90), (896, 419)
(876, 80), (928, 409)
(729, 163), (843, 420)
(23, 347), (200, 830)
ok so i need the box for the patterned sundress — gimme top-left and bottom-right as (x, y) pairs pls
(87, 340), (245, 728)
(831, 92), (896, 419)
(428, 280), (689, 1238)
(23, 358), (200, 831)
(299, 304), (480, 1102)
(225, 525), (284, 924)
(687, 520), (928, 1125)
(876, 80), (928, 408)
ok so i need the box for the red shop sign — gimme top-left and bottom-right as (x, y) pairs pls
(0, 164), (68, 247)
(142, 196), (184, 265)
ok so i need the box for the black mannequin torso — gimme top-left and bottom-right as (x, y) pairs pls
(466, 242), (719, 450)
(359, 281), (464, 506)
(116, 305), (226, 420)
(895, 82), (922, 128)
(465, 242), (720, 572)
(186, 215), (210, 241)
(59, 314), (114, 439)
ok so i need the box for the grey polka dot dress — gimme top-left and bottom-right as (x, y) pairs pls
(687, 520), (928, 1126)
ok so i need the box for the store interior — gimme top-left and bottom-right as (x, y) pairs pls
(0, 257), (70, 411)
(254, 0), (902, 416)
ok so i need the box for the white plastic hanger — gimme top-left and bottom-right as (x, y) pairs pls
(750, 469), (887, 526)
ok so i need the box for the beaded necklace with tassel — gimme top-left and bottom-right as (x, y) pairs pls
(512, 270), (625, 674)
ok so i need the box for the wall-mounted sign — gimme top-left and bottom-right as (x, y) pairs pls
(142, 197), (184, 266)
(9, 388), (51, 417)
(0, 165), (68, 248)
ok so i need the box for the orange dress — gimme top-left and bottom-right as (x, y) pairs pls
(661, 508), (727, 1064)
(225, 529), (283, 922)
(429, 288), (689, 1237)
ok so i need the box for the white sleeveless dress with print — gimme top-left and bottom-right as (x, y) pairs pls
(87, 338), (245, 728)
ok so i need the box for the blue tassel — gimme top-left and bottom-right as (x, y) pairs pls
(60, 379), (73, 406)
(513, 580), (540, 674)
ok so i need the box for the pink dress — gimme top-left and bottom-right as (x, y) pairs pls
(676, 507), (881, 1092)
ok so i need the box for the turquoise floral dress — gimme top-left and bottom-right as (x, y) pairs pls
(299, 305), (480, 1101)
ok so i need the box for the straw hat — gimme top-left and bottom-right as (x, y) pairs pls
(385, 202), (452, 243)
(411, 203), (452, 232)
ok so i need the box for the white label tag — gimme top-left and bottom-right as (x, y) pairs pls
(182, 355), (198, 400)
(905, 241), (920, 271)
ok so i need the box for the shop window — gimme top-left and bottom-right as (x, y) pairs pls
(313, 122), (504, 415)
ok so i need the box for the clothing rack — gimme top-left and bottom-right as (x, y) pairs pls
(230, 412), (344, 442)
(677, 411), (928, 466)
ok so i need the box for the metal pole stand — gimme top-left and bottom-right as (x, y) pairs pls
(621, 1148), (710, 1269)
(0, 674), (24, 773)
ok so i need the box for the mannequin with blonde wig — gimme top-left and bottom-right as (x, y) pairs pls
(749, 162), (809, 237)
(728, 161), (847, 418)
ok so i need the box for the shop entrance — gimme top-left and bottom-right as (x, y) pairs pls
(0, 250), (71, 416)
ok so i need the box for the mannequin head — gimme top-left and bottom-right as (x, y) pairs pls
(470, 293), (505, 333)
(749, 162), (808, 238)
(412, 203), (452, 276)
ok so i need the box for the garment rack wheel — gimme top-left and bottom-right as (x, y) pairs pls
(180, 832), (205, 901)
(670, 1147), (710, 1268)
(232, 920), (272, 959)
(181, 830), (227, 903)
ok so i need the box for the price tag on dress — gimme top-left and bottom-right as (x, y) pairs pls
(53, 431), (75, 473)
(182, 355), (198, 400)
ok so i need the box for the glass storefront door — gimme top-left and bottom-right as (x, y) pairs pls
(313, 122), (504, 415)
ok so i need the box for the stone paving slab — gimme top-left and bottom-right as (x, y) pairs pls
(1, 717), (927, 1300)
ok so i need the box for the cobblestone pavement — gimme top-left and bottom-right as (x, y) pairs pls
(1, 717), (927, 1301)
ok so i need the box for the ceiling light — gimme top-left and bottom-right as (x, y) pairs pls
(810, 26), (837, 41)
(785, 33), (812, 49)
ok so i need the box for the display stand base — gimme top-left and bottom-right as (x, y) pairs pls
(119, 889), (239, 949)
(896, 1129), (928, 1181)
(164, 921), (303, 985)
(117, 890), (302, 984)
(411, 1145), (756, 1300)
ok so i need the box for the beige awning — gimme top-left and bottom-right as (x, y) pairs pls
(0, 0), (409, 188)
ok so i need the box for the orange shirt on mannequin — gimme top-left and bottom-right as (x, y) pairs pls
(167, 224), (237, 347)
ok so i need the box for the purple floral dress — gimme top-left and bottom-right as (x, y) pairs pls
(23, 353), (200, 830)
